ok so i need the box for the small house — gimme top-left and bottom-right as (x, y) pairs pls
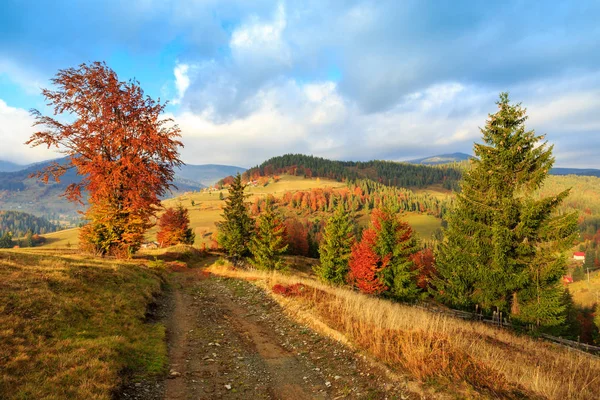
(573, 252), (585, 262)
(563, 276), (573, 284)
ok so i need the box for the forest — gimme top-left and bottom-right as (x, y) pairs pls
(0, 210), (58, 238)
(242, 154), (464, 190)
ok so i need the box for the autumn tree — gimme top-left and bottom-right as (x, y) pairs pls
(349, 208), (421, 300)
(27, 62), (182, 257)
(249, 200), (288, 270)
(348, 229), (389, 295)
(434, 93), (578, 328)
(315, 204), (355, 285)
(217, 173), (253, 261)
(157, 205), (195, 247)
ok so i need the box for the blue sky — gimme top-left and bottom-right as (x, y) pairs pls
(1, 0), (599, 168)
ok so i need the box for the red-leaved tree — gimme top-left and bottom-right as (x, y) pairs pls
(27, 62), (182, 257)
(157, 205), (195, 247)
(348, 229), (389, 295)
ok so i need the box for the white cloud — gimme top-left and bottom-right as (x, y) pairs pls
(172, 63), (191, 105)
(230, 3), (290, 66)
(0, 99), (59, 164)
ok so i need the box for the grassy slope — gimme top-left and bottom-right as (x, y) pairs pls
(0, 250), (167, 400)
(209, 262), (600, 400)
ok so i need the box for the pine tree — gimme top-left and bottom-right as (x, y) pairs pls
(433, 93), (578, 327)
(315, 204), (355, 285)
(249, 200), (288, 270)
(349, 207), (421, 300)
(217, 173), (253, 261)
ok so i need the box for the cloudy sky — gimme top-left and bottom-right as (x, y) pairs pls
(1, 1), (599, 168)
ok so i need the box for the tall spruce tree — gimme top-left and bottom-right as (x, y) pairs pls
(249, 200), (288, 270)
(315, 203), (355, 285)
(433, 93), (578, 328)
(217, 173), (254, 261)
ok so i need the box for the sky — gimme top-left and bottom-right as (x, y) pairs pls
(1, 1), (599, 168)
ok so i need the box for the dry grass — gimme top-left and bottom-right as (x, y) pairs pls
(208, 262), (600, 399)
(568, 269), (600, 308)
(0, 250), (167, 400)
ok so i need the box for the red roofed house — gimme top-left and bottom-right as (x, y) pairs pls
(563, 276), (574, 284)
(573, 252), (585, 262)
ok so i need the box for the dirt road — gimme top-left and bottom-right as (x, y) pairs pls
(120, 262), (416, 399)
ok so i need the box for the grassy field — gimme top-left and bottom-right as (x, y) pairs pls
(0, 249), (167, 400)
(209, 261), (600, 400)
(40, 227), (81, 248)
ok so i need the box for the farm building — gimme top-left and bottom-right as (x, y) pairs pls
(573, 252), (585, 262)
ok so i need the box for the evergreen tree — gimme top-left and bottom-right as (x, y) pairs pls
(249, 200), (288, 270)
(349, 207), (421, 301)
(315, 204), (355, 285)
(0, 232), (13, 248)
(373, 207), (421, 301)
(217, 173), (253, 261)
(433, 93), (578, 328)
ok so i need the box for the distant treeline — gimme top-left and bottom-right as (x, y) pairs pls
(240, 154), (464, 190)
(0, 210), (59, 238)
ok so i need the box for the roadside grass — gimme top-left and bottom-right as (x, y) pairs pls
(0, 250), (167, 400)
(208, 261), (600, 400)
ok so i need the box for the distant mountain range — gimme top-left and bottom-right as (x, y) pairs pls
(406, 153), (600, 177)
(405, 152), (473, 165)
(0, 160), (24, 172)
(176, 164), (246, 187)
(0, 158), (246, 222)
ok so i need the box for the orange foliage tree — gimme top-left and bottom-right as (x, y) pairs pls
(157, 205), (195, 247)
(348, 229), (389, 295)
(27, 62), (182, 257)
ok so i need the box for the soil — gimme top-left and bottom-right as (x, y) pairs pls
(118, 259), (419, 399)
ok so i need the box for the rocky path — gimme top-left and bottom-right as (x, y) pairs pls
(120, 263), (417, 399)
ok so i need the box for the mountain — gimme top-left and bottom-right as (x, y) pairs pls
(176, 164), (246, 186)
(0, 160), (25, 172)
(406, 152), (473, 165)
(550, 168), (600, 177)
(0, 158), (230, 223)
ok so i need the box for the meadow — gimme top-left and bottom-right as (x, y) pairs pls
(0, 250), (167, 399)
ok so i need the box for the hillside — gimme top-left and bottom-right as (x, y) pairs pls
(0, 250), (167, 399)
(242, 154), (463, 190)
(0, 158), (243, 222)
(0, 210), (58, 237)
